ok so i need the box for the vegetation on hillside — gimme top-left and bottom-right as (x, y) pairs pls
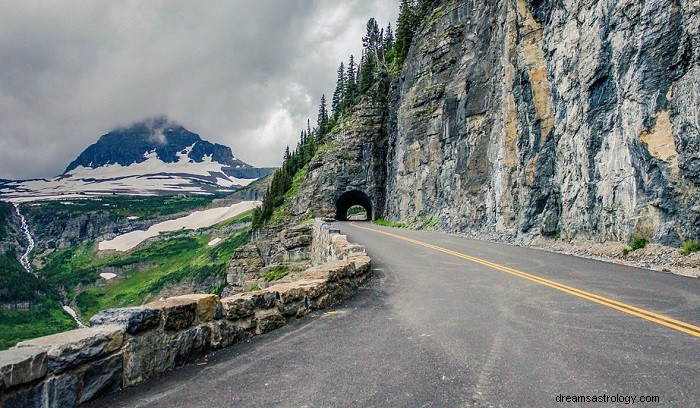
(25, 194), (220, 222)
(0, 201), (13, 240)
(1, 204), (253, 350)
(0, 253), (75, 350)
(36, 212), (252, 320)
(253, 0), (435, 230)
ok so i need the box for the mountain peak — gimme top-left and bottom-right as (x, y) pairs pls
(63, 118), (232, 173)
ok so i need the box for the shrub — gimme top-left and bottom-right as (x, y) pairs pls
(629, 236), (647, 251)
(374, 218), (405, 228)
(679, 240), (700, 255)
(262, 265), (289, 282)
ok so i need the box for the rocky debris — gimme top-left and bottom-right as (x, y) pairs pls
(531, 239), (700, 278)
(89, 307), (161, 335)
(0, 347), (47, 389)
(14, 325), (124, 374)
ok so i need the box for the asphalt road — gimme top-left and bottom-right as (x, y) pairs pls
(90, 222), (700, 407)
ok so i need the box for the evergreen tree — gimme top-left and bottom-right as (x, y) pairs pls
(331, 62), (346, 117)
(317, 94), (329, 136)
(395, 0), (418, 67)
(344, 55), (358, 107)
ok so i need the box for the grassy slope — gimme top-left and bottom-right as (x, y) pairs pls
(0, 253), (75, 350)
(39, 210), (253, 320)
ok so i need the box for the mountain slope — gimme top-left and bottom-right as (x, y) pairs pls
(0, 116), (275, 201)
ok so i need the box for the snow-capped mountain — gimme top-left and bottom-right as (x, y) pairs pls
(0, 117), (275, 202)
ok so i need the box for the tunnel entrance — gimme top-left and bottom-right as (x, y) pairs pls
(335, 190), (373, 221)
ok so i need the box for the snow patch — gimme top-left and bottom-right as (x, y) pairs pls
(100, 273), (117, 280)
(98, 201), (260, 252)
(207, 238), (222, 247)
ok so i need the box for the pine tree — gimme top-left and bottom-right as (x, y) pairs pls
(331, 62), (346, 117)
(317, 94), (329, 137)
(345, 55), (358, 108)
(395, 0), (418, 67)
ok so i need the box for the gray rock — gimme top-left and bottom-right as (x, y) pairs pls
(89, 307), (161, 335)
(1, 381), (44, 408)
(45, 373), (78, 408)
(14, 326), (124, 374)
(172, 326), (211, 368)
(79, 353), (123, 404)
(143, 298), (196, 332)
(0, 347), (47, 389)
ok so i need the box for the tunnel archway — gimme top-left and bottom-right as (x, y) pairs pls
(335, 190), (373, 221)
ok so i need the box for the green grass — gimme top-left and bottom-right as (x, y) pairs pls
(374, 218), (406, 228)
(1, 252), (76, 350)
(679, 240), (700, 255)
(0, 299), (76, 350)
(262, 265), (289, 282)
(72, 230), (250, 319)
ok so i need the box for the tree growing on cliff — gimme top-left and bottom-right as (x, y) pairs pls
(395, 0), (419, 68)
(331, 62), (346, 118)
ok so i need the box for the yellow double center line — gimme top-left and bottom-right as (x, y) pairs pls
(350, 223), (700, 338)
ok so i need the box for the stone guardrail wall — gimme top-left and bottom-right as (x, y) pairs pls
(0, 220), (370, 408)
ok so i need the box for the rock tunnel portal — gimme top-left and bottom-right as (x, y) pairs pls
(335, 190), (373, 221)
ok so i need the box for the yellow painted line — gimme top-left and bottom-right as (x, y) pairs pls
(350, 223), (700, 338)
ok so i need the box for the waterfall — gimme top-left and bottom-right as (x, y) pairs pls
(13, 203), (86, 328)
(13, 203), (36, 277)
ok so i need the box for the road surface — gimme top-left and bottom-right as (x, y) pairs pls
(90, 222), (700, 407)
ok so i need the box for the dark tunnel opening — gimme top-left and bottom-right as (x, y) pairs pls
(335, 190), (373, 221)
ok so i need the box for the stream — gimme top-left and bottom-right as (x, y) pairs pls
(13, 203), (36, 277)
(13, 203), (86, 328)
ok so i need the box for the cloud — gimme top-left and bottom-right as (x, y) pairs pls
(0, 0), (399, 179)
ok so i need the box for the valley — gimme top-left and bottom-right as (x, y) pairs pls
(0, 194), (256, 350)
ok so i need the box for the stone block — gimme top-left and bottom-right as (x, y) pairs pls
(143, 298), (197, 331)
(167, 294), (222, 322)
(89, 307), (161, 334)
(172, 326), (211, 368)
(0, 347), (47, 390)
(297, 279), (327, 299)
(221, 291), (279, 320)
(254, 309), (286, 335)
(79, 353), (123, 404)
(2, 381), (44, 408)
(122, 329), (168, 387)
(266, 282), (306, 303)
(221, 294), (255, 320)
(14, 326), (124, 374)
(207, 321), (247, 349)
(45, 373), (78, 408)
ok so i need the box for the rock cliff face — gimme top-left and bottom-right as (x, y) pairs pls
(282, 0), (699, 245)
(384, 0), (699, 244)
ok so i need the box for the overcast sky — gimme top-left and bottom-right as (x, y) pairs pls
(0, 1), (399, 180)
